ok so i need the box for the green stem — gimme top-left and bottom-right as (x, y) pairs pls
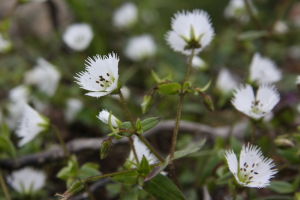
(0, 170), (11, 200)
(85, 168), (136, 183)
(128, 136), (140, 164)
(243, 0), (262, 29)
(52, 125), (70, 157)
(169, 49), (195, 161)
(118, 90), (164, 163)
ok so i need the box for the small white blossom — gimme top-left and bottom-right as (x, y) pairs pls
(63, 23), (93, 51)
(65, 98), (83, 122)
(166, 9), (215, 55)
(16, 104), (48, 147)
(129, 136), (158, 164)
(231, 84), (280, 120)
(216, 68), (239, 94)
(97, 110), (120, 127)
(249, 53), (282, 84)
(9, 85), (29, 103)
(224, 0), (249, 23)
(25, 58), (61, 96)
(8, 167), (46, 193)
(111, 86), (130, 100)
(75, 53), (119, 98)
(113, 2), (138, 29)
(225, 144), (277, 188)
(125, 34), (156, 61)
(296, 75), (300, 85)
(0, 33), (11, 53)
(273, 20), (289, 34)
(192, 56), (207, 70)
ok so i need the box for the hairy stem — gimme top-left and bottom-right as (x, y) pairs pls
(52, 125), (70, 157)
(0, 170), (11, 200)
(169, 49), (195, 161)
(118, 90), (164, 163)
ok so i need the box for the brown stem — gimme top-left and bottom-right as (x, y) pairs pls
(0, 170), (11, 200)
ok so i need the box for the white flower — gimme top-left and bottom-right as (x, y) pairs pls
(0, 33), (11, 53)
(9, 85), (29, 103)
(224, 0), (249, 23)
(166, 9), (215, 55)
(231, 84), (280, 119)
(25, 58), (61, 96)
(111, 86), (130, 100)
(65, 98), (83, 122)
(273, 20), (289, 34)
(16, 104), (48, 147)
(129, 136), (158, 164)
(296, 75), (300, 85)
(8, 167), (46, 193)
(192, 56), (207, 70)
(125, 34), (156, 61)
(249, 53), (282, 84)
(225, 144), (277, 188)
(113, 2), (138, 29)
(75, 53), (119, 98)
(216, 68), (239, 94)
(97, 110), (120, 127)
(63, 23), (93, 51)
(6, 102), (26, 130)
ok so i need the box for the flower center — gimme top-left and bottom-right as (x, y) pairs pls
(95, 72), (115, 90)
(238, 162), (259, 185)
(250, 100), (265, 115)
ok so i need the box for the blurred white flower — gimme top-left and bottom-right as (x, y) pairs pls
(203, 186), (212, 200)
(296, 75), (300, 85)
(113, 2), (138, 29)
(125, 34), (156, 61)
(129, 136), (158, 164)
(8, 167), (46, 193)
(25, 58), (61, 96)
(0, 33), (11, 53)
(273, 20), (289, 34)
(9, 85), (29, 103)
(111, 86), (130, 100)
(191, 56), (207, 70)
(224, 0), (250, 23)
(249, 53), (281, 84)
(166, 9), (215, 55)
(231, 84), (280, 120)
(16, 104), (48, 147)
(287, 46), (300, 60)
(65, 98), (83, 122)
(75, 53), (119, 98)
(216, 68), (239, 94)
(225, 144), (277, 188)
(97, 110), (120, 127)
(63, 23), (93, 51)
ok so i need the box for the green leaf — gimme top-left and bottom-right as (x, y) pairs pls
(113, 170), (139, 185)
(196, 80), (211, 93)
(158, 82), (181, 95)
(269, 181), (295, 194)
(0, 134), (16, 157)
(57, 156), (79, 180)
(151, 70), (162, 83)
(143, 174), (186, 200)
(78, 163), (101, 179)
(100, 137), (113, 159)
(141, 117), (160, 133)
(141, 95), (152, 114)
(138, 156), (151, 176)
(238, 30), (269, 40)
(173, 139), (206, 160)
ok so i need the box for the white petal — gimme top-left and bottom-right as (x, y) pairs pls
(216, 68), (239, 94)
(256, 85), (280, 113)
(231, 84), (255, 116)
(225, 150), (238, 176)
(250, 53), (282, 84)
(7, 167), (46, 193)
(113, 2), (137, 28)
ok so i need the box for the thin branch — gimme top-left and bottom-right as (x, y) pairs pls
(0, 120), (247, 170)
